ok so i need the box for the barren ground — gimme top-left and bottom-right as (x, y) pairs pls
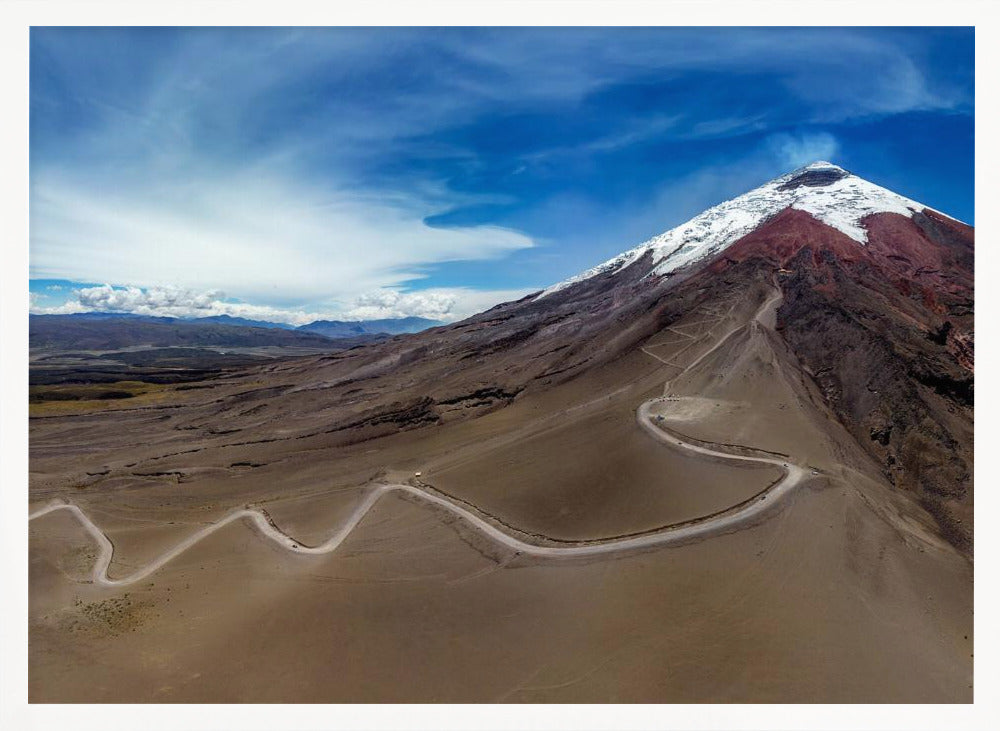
(29, 284), (973, 702)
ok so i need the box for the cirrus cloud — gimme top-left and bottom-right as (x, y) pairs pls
(30, 169), (535, 308)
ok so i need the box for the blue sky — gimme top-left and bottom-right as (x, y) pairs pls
(29, 27), (974, 323)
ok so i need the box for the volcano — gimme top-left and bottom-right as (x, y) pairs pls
(29, 162), (974, 703)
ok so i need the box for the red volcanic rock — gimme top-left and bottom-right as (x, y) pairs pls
(705, 207), (866, 272)
(863, 211), (972, 295)
(705, 206), (972, 295)
(702, 204), (973, 330)
(924, 208), (975, 240)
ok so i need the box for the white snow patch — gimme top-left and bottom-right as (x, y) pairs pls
(538, 161), (944, 298)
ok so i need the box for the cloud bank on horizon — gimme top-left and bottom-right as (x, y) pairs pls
(30, 27), (973, 323)
(29, 282), (534, 325)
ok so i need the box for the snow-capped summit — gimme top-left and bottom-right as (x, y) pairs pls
(539, 161), (954, 298)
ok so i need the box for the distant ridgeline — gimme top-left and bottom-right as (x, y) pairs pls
(29, 313), (443, 351)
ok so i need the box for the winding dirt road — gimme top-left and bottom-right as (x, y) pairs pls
(30, 285), (807, 586)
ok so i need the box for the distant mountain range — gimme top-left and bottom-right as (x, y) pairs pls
(29, 313), (438, 351)
(182, 314), (299, 330)
(297, 317), (442, 338)
(29, 314), (346, 351)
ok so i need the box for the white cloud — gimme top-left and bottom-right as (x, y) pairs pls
(342, 287), (537, 321)
(30, 170), (535, 308)
(29, 283), (537, 325)
(344, 290), (457, 321)
(78, 284), (223, 313)
(30, 284), (327, 325)
(32, 299), (86, 316)
(767, 132), (840, 170)
(425, 28), (959, 122)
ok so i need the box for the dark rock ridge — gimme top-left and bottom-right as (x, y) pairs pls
(777, 167), (850, 190)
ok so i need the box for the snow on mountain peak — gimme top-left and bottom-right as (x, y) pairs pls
(801, 160), (841, 170)
(538, 162), (935, 298)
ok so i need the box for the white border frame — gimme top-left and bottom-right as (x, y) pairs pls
(1, 3), (995, 730)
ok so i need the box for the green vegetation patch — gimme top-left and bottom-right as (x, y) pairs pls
(29, 380), (168, 403)
(29, 380), (180, 415)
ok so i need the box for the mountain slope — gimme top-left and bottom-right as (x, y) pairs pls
(29, 163), (973, 549)
(29, 161), (974, 702)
